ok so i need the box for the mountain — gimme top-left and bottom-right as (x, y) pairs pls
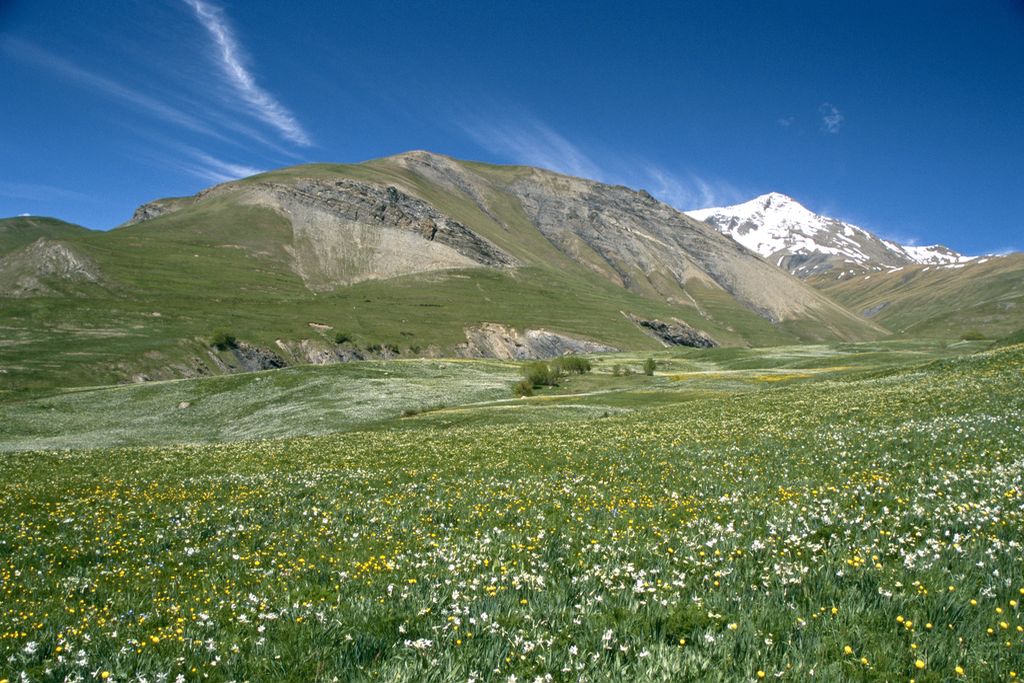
(0, 152), (883, 392)
(687, 192), (973, 278)
(812, 253), (1024, 339)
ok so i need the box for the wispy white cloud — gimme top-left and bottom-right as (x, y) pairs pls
(184, 0), (311, 147)
(461, 117), (603, 180)
(460, 112), (743, 211)
(189, 152), (263, 183)
(777, 116), (795, 128)
(0, 180), (93, 203)
(3, 37), (223, 140)
(639, 166), (744, 211)
(819, 102), (844, 134)
(165, 146), (264, 184)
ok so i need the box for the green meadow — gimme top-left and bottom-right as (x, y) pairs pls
(2, 339), (1022, 681)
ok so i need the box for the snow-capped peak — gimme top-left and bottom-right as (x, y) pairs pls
(686, 193), (973, 278)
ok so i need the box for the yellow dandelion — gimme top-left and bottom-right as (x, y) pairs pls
(915, 659), (926, 670)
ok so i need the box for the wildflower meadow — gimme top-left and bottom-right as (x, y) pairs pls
(1, 345), (1022, 681)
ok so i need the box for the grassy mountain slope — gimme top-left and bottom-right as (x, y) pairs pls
(0, 215), (93, 253)
(1, 152), (882, 392)
(811, 254), (1024, 338)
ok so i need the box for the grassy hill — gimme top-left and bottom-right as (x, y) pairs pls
(812, 254), (1024, 338)
(0, 152), (883, 393)
(0, 215), (93, 253)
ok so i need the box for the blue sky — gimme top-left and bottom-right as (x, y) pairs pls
(1, 1), (1022, 254)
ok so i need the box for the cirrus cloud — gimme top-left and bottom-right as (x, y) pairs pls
(184, 0), (312, 147)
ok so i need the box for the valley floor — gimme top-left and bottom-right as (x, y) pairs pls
(1, 340), (1022, 681)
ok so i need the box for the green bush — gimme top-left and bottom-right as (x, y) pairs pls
(612, 364), (622, 377)
(211, 330), (237, 350)
(334, 332), (352, 345)
(554, 356), (592, 375)
(643, 358), (656, 376)
(512, 379), (534, 397)
(960, 330), (986, 341)
(522, 361), (561, 387)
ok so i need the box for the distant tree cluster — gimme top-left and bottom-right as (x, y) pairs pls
(513, 356), (592, 397)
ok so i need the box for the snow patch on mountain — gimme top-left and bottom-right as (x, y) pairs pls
(686, 193), (973, 278)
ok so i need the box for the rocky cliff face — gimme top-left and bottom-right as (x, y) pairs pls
(625, 314), (717, 348)
(455, 323), (618, 359)
(124, 197), (194, 225)
(213, 177), (518, 291)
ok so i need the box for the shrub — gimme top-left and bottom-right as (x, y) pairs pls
(612, 364), (622, 377)
(522, 361), (560, 387)
(211, 330), (237, 350)
(366, 344), (383, 354)
(643, 358), (656, 376)
(334, 332), (352, 345)
(512, 379), (534, 397)
(554, 356), (592, 375)
(960, 330), (986, 341)
(384, 344), (400, 354)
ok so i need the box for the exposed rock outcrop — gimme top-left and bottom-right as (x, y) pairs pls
(232, 179), (519, 290)
(455, 322), (617, 359)
(124, 197), (193, 225)
(228, 342), (287, 372)
(0, 238), (101, 297)
(626, 313), (717, 348)
(274, 338), (365, 364)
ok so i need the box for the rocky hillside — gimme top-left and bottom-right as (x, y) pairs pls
(0, 152), (884, 391)
(688, 192), (973, 278)
(0, 238), (102, 297)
